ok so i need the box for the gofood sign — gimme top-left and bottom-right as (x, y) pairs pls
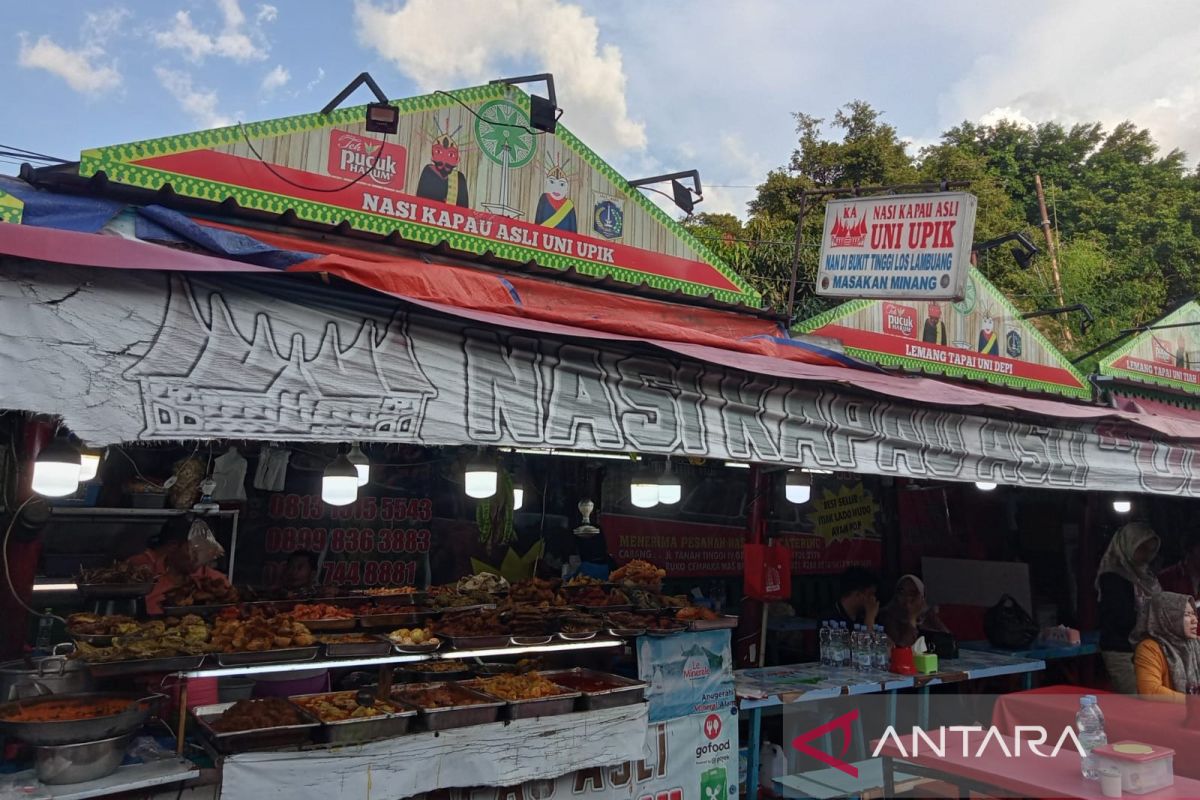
(816, 192), (977, 301)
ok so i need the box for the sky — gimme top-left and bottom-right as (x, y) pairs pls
(5, 0), (1200, 219)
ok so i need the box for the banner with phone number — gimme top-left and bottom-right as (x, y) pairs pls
(259, 492), (432, 589)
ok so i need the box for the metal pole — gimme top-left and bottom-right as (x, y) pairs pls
(784, 194), (808, 324)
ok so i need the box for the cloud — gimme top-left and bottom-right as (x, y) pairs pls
(305, 67), (326, 92)
(155, 67), (232, 128)
(261, 64), (290, 93)
(353, 0), (646, 155)
(154, 0), (272, 63)
(940, 1), (1200, 162)
(16, 8), (128, 94)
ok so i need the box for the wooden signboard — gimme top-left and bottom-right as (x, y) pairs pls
(796, 267), (1090, 399)
(79, 84), (758, 306)
(1099, 301), (1200, 396)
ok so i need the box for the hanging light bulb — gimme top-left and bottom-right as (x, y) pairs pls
(32, 438), (82, 497)
(975, 482), (997, 491)
(630, 467), (660, 509)
(512, 479), (525, 511)
(347, 443), (370, 487)
(785, 469), (811, 505)
(78, 448), (103, 482)
(464, 451), (498, 499)
(1113, 497), (1132, 514)
(657, 459), (681, 505)
(322, 453), (359, 506)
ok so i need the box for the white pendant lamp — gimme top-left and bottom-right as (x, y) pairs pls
(347, 443), (370, 487)
(322, 453), (359, 506)
(464, 452), (498, 499)
(512, 480), (525, 511)
(975, 481), (997, 491)
(78, 448), (103, 482)
(785, 469), (811, 505)
(630, 467), (660, 509)
(657, 459), (681, 505)
(1113, 497), (1132, 514)
(32, 439), (83, 498)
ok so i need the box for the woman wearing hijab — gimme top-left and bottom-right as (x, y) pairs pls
(1097, 522), (1161, 693)
(1133, 591), (1200, 701)
(880, 574), (948, 648)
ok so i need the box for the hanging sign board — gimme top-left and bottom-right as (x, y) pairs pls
(798, 267), (1090, 399)
(79, 84), (758, 307)
(1100, 301), (1200, 396)
(815, 192), (977, 300)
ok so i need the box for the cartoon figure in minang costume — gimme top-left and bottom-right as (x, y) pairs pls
(922, 303), (947, 344)
(534, 154), (577, 232)
(978, 313), (1000, 355)
(416, 119), (470, 208)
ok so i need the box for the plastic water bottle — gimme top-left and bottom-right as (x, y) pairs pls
(874, 625), (891, 670)
(848, 625), (860, 670)
(1085, 694), (1106, 729)
(35, 611), (54, 653)
(819, 622), (831, 666)
(1076, 696), (1107, 779)
(855, 626), (872, 671)
(838, 622), (851, 667)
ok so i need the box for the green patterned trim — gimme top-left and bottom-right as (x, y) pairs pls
(1103, 367), (1200, 396)
(79, 84), (759, 306)
(1105, 381), (1200, 409)
(793, 298), (875, 333)
(0, 190), (24, 225)
(851, 346), (1092, 400)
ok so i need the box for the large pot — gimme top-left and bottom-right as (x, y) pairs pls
(36, 733), (132, 785)
(0, 692), (161, 746)
(0, 647), (93, 700)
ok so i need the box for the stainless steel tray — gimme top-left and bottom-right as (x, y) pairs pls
(539, 668), (647, 710)
(441, 634), (511, 649)
(645, 625), (687, 636)
(76, 582), (155, 599)
(509, 635), (553, 646)
(290, 692), (415, 744)
(686, 615), (739, 631)
(462, 680), (581, 720)
(577, 604), (633, 614)
(390, 682), (503, 732)
(293, 617), (356, 632)
(85, 654), (207, 678)
(161, 604), (237, 618)
(607, 626), (646, 638)
(67, 630), (117, 647)
(557, 630), (598, 641)
(319, 636), (392, 658)
(358, 608), (437, 628)
(390, 640), (442, 654)
(193, 701), (320, 754)
(217, 647), (319, 666)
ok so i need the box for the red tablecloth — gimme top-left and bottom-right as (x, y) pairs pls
(877, 727), (1200, 799)
(993, 686), (1200, 780)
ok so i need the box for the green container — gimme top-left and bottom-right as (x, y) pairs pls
(914, 652), (939, 674)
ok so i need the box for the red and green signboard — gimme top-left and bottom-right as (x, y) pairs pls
(78, 84), (758, 306)
(796, 267), (1090, 399)
(1099, 301), (1200, 395)
(0, 190), (23, 225)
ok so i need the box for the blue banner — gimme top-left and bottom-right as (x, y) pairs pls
(638, 630), (735, 722)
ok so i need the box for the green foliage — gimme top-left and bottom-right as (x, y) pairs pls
(725, 101), (1200, 359)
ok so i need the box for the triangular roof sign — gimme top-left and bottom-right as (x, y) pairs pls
(795, 267), (1090, 399)
(1099, 300), (1200, 395)
(79, 83), (759, 307)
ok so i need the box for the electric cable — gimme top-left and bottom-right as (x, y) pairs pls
(3, 495), (65, 624)
(432, 90), (562, 137)
(238, 122), (389, 194)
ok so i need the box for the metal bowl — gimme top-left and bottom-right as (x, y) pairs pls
(35, 733), (132, 785)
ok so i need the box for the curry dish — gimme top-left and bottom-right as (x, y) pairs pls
(0, 698), (133, 723)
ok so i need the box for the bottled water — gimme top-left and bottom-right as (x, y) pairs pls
(1084, 694), (1106, 728)
(855, 626), (872, 671)
(848, 625), (860, 670)
(838, 622), (851, 667)
(819, 622), (831, 666)
(874, 625), (891, 670)
(1076, 696), (1107, 779)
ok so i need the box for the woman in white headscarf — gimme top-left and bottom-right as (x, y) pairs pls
(1097, 522), (1161, 693)
(881, 574), (948, 648)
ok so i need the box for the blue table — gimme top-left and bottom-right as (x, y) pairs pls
(957, 631), (1099, 681)
(737, 651), (1045, 800)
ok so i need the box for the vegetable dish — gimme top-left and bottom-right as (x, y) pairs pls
(469, 673), (570, 701)
(208, 698), (308, 732)
(291, 692), (396, 721)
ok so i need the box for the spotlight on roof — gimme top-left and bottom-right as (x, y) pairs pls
(629, 171), (704, 215)
(321, 72), (398, 135)
(489, 73), (560, 133)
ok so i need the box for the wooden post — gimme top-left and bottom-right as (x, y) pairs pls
(176, 680), (188, 756)
(1035, 174), (1072, 343)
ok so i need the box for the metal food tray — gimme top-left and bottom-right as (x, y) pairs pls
(293, 617), (356, 632)
(577, 604), (633, 614)
(352, 590), (428, 605)
(509, 635), (553, 646)
(396, 665), (473, 683)
(358, 608), (437, 629)
(440, 633), (511, 649)
(85, 654), (207, 677)
(161, 604), (237, 618)
(319, 636), (392, 658)
(217, 646), (319, 666)
(685, 615), (739, 631)
(67, 630), (117, 647)
(557, 630), (598, 641)
(539, 668), (647, 711)
(390, 640), (441, 654)
(75, 582), (156, 599)
(431, 602), (497, 614)
(193, 701), (320, 754)
(290, 692), (415, 744)
(645, 625), (687, 636)
(463, 680), (582, 720)
(607, 626), (646, 638)
(391, 682), (503, 732)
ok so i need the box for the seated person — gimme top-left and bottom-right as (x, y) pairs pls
(281, 550), (321, 597)
(880, 574), (948, 648)
(142, 516), (234, 615)
(1134, 590), (1200, 702)
(822, 566), (880, 628)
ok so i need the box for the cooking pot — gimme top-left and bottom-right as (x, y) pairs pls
(0, 646), (93, 700)
(0, 691), (162, 746)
